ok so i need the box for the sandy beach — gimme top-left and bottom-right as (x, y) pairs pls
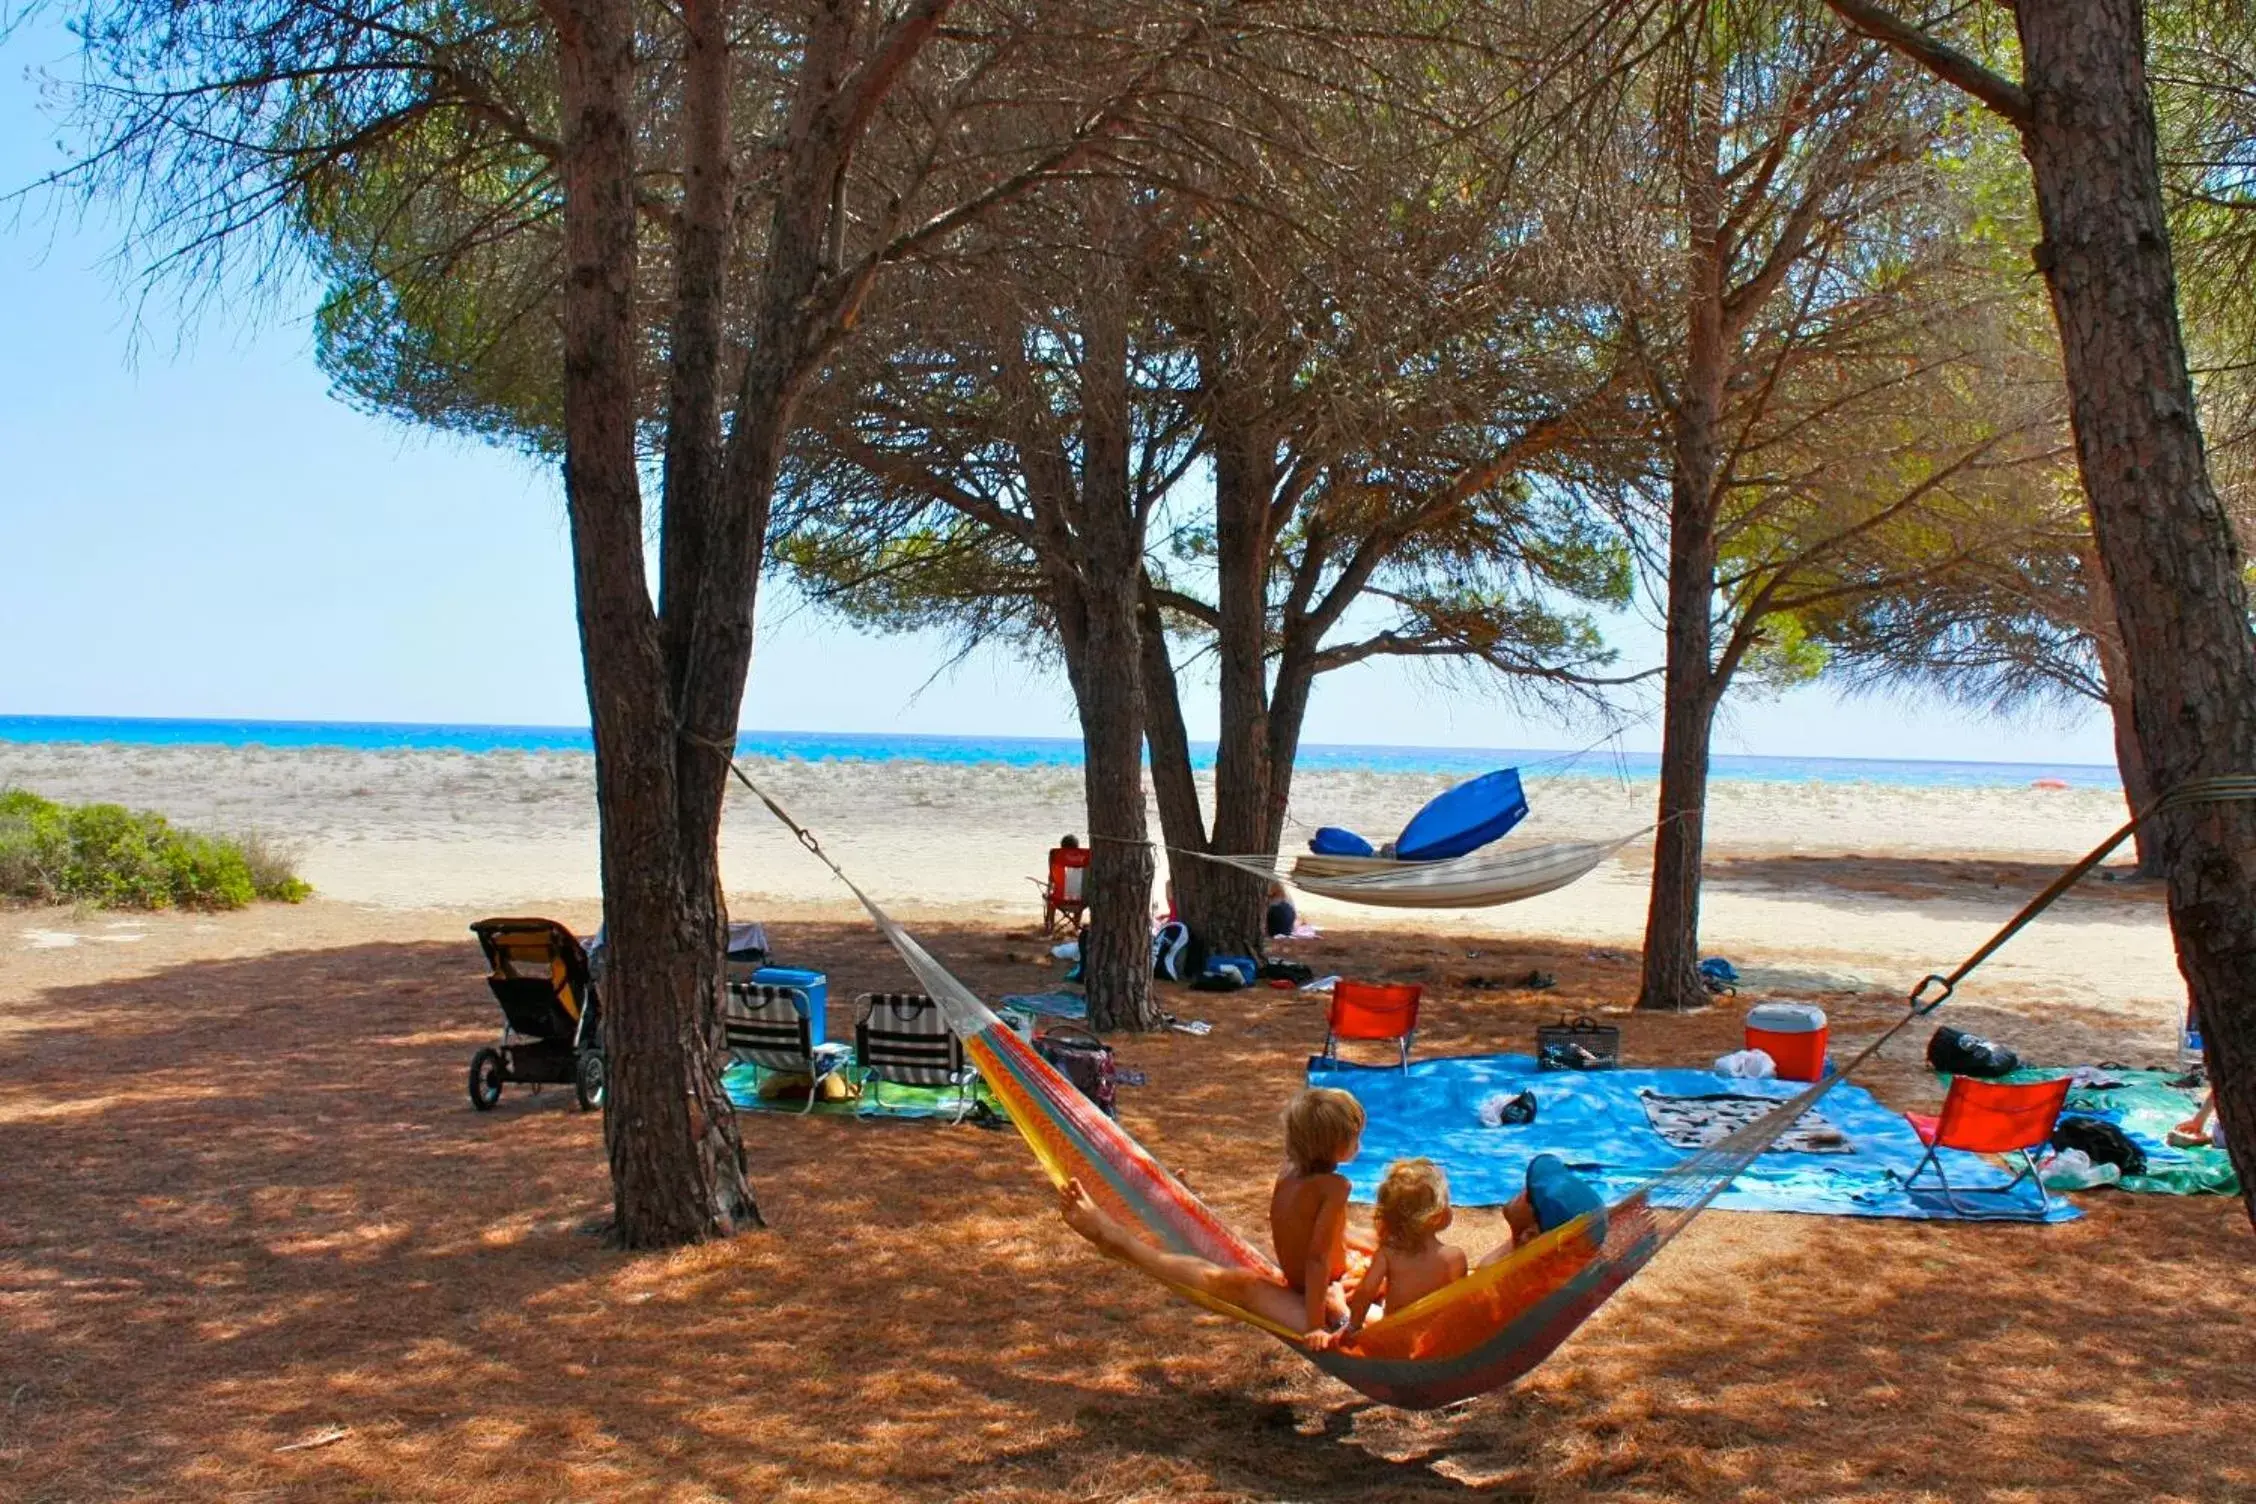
(4, 740), (2248, 1502)
(0, 741), (2187, 1040)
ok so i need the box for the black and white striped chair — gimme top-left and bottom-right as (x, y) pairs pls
(724, 980), (846, 1113)
(855, 992), (973, 1121)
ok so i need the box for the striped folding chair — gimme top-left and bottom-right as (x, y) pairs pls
(1903, 1075), (2072, 1217)
(855, 992), (974, 1121)
(723, 980), (846, 1113)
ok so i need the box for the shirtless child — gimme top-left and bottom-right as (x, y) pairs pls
(1315, 1158), (1465, 1348)
(1055, 1086), (1371, 1345)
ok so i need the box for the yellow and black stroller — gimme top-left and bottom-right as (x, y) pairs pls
(467, 917), (604, 1112)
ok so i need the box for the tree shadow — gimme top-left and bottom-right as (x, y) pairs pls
(1705, 853), (2166, 923)
(1, 921), (2246, 1502)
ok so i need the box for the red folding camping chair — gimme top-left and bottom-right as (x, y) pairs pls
(1034, 846), (1091, 936)
(1321, 981), (1424, 1072)
(1903, 1075), (2072, 1217)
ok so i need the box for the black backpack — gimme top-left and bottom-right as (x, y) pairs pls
(2050, 1114), (2147, 1176)
(1151, 920), (1206, 982)
(1035, 1025), (1118, 1118)
(1927, 1026), (2020, 1079)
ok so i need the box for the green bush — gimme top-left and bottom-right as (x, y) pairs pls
(0, 788), (312, 911)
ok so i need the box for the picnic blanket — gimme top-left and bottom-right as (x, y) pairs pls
(1980, 1067), (2237, 1196)
(721, 1059), (996, 1122)
(998, 991), (1090, 1022)
(1308, 1053), (2077, 1222)
(1641, 1090), (1853, 1153)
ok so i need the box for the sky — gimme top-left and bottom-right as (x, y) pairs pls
(0, 23), (2118, 766)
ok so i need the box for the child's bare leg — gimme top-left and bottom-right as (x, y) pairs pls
(1057, 1179), (1310, 1332)
(1474, 1195), (1535, 1269)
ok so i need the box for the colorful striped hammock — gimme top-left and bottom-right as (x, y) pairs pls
(738, 774), (1876, 1409)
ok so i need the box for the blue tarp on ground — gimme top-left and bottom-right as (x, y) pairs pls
(1308, 1053), (2077, 1222)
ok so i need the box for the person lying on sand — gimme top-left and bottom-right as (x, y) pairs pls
(1056, 1086), (1373, 1345)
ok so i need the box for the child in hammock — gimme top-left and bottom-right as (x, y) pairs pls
(1056, 1086), (1372, 1345)
(1318, 1158), (1467, 1346)
(1319, 1153), (1609, 1343)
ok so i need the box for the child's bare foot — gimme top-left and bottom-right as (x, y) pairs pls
(1056, 1177), (1107, 1241)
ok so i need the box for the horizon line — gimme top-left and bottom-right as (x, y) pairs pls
(0, 711), (2121, 772)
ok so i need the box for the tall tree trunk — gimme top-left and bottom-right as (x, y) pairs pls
(2083, 546), (2163, 875)
(1638, 504), (1720, 1013)
(1140, 584), (1217, 927)
(2014, 0), (2256, 1219)
(1191, 410), (1278, 955)
(1062, 274), (1160, 1033)
(1639, 85), (1728, 1014)
(1074, 592), (1161, 1030)
(1264, 651), (1319, 855)
(550, 0), (757, 1244)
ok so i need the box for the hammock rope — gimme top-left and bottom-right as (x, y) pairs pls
(714, 748), (2252, 1408)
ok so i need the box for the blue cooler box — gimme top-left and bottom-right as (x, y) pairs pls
(751, 966), (829, 1043)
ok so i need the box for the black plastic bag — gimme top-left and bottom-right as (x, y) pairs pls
(1927, 1026), (2020, 1079)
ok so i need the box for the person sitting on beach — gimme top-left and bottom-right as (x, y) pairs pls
(1056, 1086), (1372, 1344)
(1265, 880), (1298, 939)
(1321, 1158), (1467, 1346)
(2170, 1092), (2226, 1150)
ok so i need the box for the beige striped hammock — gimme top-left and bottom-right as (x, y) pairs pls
(1197, 833), (1637, 910)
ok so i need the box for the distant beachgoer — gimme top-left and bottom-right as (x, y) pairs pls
(1266, 880), (1297, 938)
(1059, 833), (1081, 850)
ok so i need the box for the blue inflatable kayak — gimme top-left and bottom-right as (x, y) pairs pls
(1394, 768), (1529, 862)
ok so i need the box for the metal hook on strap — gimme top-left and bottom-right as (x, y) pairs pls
(1908, 974), (1954, 1015)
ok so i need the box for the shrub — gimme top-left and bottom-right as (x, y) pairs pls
(0, 787), (312, 911)
(0, 789), (70, 902)
(233, 829), (314, 903)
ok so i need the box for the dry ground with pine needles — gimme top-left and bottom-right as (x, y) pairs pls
(2, 905), (2250, 1503)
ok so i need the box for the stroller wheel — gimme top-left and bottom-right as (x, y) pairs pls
(574, 1051), (606, 1112)
(469, 1048), (505, 1111)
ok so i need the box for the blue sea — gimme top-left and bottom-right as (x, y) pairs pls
(0, 714), (2122, 790)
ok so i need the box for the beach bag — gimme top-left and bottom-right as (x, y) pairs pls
(2050, 1114), (2146, 1176)
(1927, 1026), (2020, 1079)
(1310, 826), (1375, 857)
(1151, 920), (1205, 982)
(1536, 1014), (1620, 1071)
(1259, 960), (1316, 986)
(1035, 1025), (1118, 1118)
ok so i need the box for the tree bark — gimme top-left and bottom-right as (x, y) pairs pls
(2082, 545), (2163, 876)
(1639, 78), (1729, 1013)
(1006, 252), (1162, 1034)
(1264, 650), (1319, 856)
(1638, 480), (1722, 1013)
(2010, 0), (2256, 1220)
(1065, 294), (1161, 1031)
(549, 0), (758, 1244)
(1188, 389), (1279, 955)
(1140, 583), (1217, 928)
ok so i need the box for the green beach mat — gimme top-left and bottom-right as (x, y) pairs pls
(722, 1060), (998, 1122)
(1968, 1068), (2237, 1197)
